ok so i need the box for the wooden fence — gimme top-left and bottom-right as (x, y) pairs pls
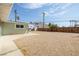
(37, 27), (79, 33)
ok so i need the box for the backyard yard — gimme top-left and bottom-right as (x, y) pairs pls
(14, 31), (79, 56)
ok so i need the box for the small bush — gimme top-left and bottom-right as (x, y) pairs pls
(48, 23), (58, 29)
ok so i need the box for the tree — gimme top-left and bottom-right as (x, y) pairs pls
(48, 23), (58, 29)
(48, 23), (52, 28)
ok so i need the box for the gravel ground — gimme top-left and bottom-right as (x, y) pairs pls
(14, 31), (79, 56)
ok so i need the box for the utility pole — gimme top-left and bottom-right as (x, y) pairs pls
(74, 20), (77, 27)
(43, 12), (45, 28)
(70, 20), (72, 27)
(14, 10), (17, 22)
(70, 20), (78, 27)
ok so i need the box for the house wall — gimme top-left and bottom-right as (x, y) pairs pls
(0, 23), (2, 36)
(2, 22), (28, 35)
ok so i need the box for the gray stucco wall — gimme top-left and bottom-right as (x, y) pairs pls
(0, 23), (2, 36)
(2, 22), (28, 35)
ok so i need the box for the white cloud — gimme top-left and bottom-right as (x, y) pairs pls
(45, 4), (71, 17)
(61, 3), (72, 9)
(45, 9), (68, 17)
(17, 3), (70, 17)
(49, 6), (61, 14)
(53, 10), (68, 16)
(46, 4), (60, 13)
(47, 4), (71, 14)
(18, 3), (46, 9)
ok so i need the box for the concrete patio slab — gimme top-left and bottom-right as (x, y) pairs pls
(0, 32), (39, 56)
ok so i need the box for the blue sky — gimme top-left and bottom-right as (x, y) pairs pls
(9, 3), (79, 27)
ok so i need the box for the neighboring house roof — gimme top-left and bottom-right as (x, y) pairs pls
(0, 3), (13, 22)
(0, 3), (28, 25)
(2, 20), (28, 24)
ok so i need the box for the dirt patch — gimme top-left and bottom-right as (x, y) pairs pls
(14, 31), (79, 56)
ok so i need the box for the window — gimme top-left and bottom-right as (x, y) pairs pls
(16, 25), (24, 28)
(16, 25), (19, 28)
(21, 25), (24, 28)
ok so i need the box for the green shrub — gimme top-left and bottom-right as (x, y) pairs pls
(48, 23), (58, 29)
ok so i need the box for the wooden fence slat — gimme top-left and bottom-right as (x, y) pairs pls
(37, 27), (79, 33)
